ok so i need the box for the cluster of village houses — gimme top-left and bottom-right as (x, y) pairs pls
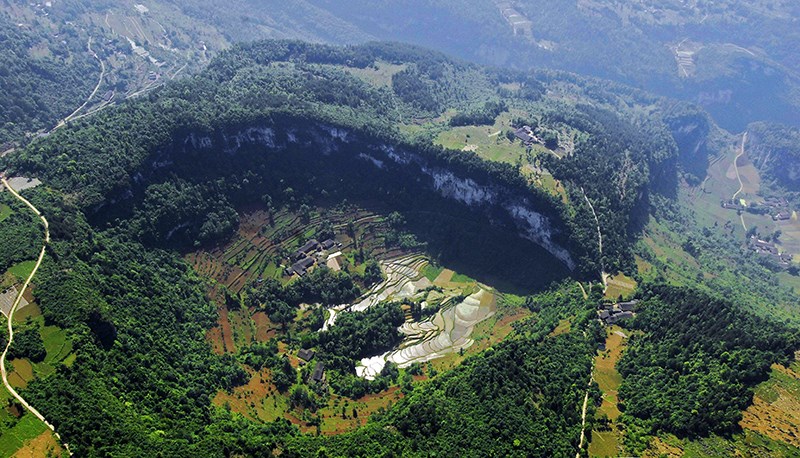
(721, 196), (794, 221)
(512, 125), (544, 147)
(298, 349), (325, 384)
(721, 196), (796, 266)
(597, 300), (638, 326)
(750, 237), (794, 266)
(286, 238), (343, 277)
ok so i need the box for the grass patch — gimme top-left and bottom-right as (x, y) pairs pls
(434, 111), (523, 165)
(8, 261), (36, 280)
(342, 61), (407, 88)
(449, 271), (473, 283)
(0, 204), (12, 223)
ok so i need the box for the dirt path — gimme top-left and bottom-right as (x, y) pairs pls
(576, 363), (594, 458)
(0, 178), (70, 455)
(732, 132), (748, 232)
(57, 37), (105, 129)
(581, 187), (608, 288)
(577, 282), (588, 299)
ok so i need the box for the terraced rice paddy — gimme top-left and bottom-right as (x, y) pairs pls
(375, 289), (494, 372)
(322, 254), (496, 379)
(323, 254), (429, 331)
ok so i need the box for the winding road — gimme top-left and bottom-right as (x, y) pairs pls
(57, 37), (106, 129)
(732, 132), (749, 232)
(0, 178), (70, 455)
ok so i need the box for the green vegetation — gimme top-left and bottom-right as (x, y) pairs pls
(286, 325), (596, 457)
(0, 414), (48, 457)
(0, 33), (798, 456)
(0, 204), (12, 222)
(8, 328), (46, 363)
(0, 194), (41, 274)
(746, 122), (800, 193)
(618, 285), (799, 451)
(8, 261), (36, 281)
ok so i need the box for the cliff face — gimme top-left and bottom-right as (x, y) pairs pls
(171, 122), (575, 270)
(747, 122), (800, 192)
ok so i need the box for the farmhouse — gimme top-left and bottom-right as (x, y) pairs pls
(311, 362), (325, 384)
(618, 300), (638, 312)
(764, 196), (789, 208)
(291, 256), (316, 276)
(606, 311), (634, 325)
(773, 211), (792, 221)
(721, 199), (743, 210)
(598, 300), (638, 325)
(751, 238), (779, 255)
(299, 239), (321, 254)
(321, 238), (336, 250)
(298, 348), (315, 363)
(293, 239), (321, 260)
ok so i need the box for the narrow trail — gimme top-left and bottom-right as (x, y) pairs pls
(577, 282), (588, 299)
(576, 383), (591, 458)
(732, 132), (749, 232)
(576, 343), (594, 458)
(582, 187), (608, 288)
(57, 37), (106, 129)
(0, 178), (70, 455)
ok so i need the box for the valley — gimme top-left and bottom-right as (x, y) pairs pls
(0, 29), (798, 457)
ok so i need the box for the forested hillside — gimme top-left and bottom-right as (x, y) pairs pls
(618, 285), (799, 451)
(0, 37), (798, 457)
(108, 0), (800, 129)
(747, 122), (800, 193)
(0, 13), (98, 144)
(5, 40), (689, 278)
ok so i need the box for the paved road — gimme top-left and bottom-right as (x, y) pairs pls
(0, 178), (70, 455)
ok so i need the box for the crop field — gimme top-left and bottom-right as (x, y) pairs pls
(195, 202), (414, 355)
(213, 366), (407, 435)
(7, 429), (61, 458)
(345, 254), (499, 379)
(741, 360), (800, 447)
(604, 273), (637, 300)
(187, 203), (402, 294)
(8, 359), (33, 389)
(0, 414), (49, 458)
(588, 326), (627, 458)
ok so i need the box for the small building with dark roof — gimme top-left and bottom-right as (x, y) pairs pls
(311, 362), (325, 384)
(321, 239), (335, 250)
(598, 310), (610, 320)
(291, 256), (316, 276)
(300, 239), (320, 253)
(773, 211), (792, 221)
(618, 300), (638, 312)
(298, 348), (315, 363)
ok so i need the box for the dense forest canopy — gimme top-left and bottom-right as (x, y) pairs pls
(618, 285), (800, 450)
